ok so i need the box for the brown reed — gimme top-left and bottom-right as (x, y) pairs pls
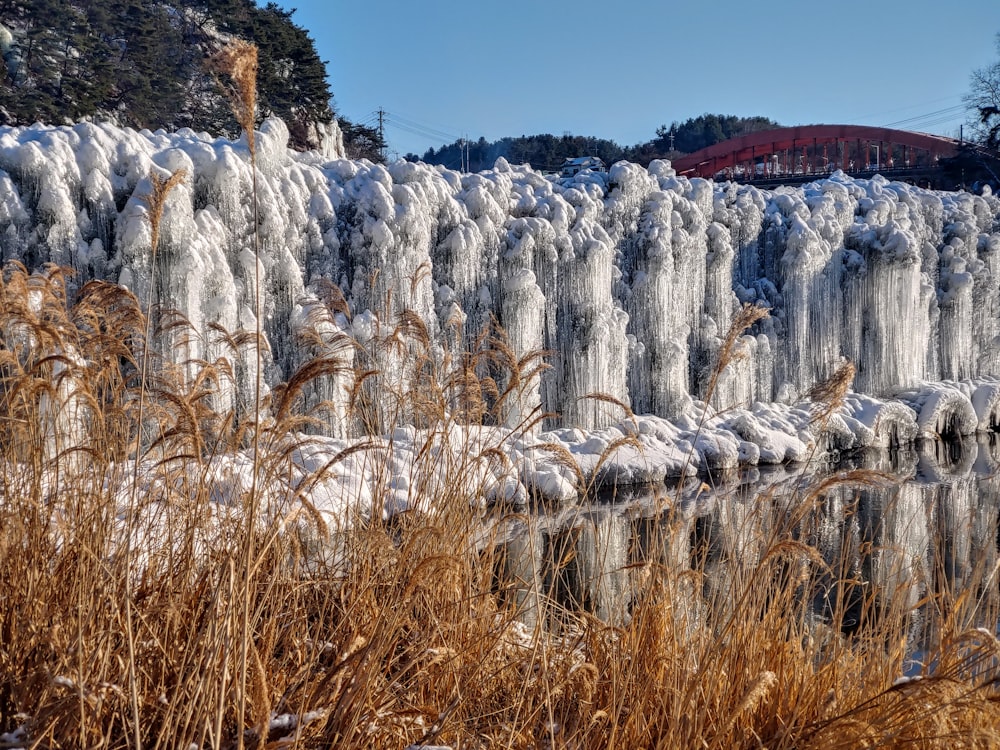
(206, 40), (258, 157)
(3, 142), (1000, 750)
(1, 275), (1000, 747)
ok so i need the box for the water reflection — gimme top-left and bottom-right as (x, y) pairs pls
(493, 435), (1000, 658)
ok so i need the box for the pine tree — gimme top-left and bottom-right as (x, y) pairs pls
(1, 0), (337, 149)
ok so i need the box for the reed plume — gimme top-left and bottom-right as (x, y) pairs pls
(704, 301), (769, 405)
(141, 169), (187, 257)
(807, 360), (856, 428)
(207, 40), (259, 156)
(207, 39), (264, 749)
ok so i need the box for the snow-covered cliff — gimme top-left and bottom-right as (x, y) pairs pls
(2, 118), (999, 446)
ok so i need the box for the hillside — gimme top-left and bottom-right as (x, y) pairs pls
(419, 114), (781, 171)
(0, 0), (336, 150)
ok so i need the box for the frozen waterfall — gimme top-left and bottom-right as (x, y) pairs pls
(2, 118), (1000, 453)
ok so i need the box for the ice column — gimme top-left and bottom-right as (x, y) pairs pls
(556, 183), (630, 429)
(842, 218), (930, 395)
(625, 185), (693, 418)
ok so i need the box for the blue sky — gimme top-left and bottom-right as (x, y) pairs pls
(273, 0), (1000, 160)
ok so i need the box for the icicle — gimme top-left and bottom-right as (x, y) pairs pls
(3, 119), (1000, 451)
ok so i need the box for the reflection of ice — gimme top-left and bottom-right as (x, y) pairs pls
(494, 443), (1000, 658)
(546, 509), (632, 625)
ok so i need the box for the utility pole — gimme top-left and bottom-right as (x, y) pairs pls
(377, 108), (386, 161)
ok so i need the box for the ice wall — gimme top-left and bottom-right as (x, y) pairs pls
(2, 119), (1000, 439)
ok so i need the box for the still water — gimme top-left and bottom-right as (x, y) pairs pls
(492, 436), (1000, 663)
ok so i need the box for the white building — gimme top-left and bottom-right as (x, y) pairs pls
(561, 156), (606, 177)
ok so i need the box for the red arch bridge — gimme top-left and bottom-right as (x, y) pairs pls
(670, 125), (962, 183)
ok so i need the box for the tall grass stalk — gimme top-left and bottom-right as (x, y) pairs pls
(128, 168), (187, 750)
(674, 302), (769, 494)
(208, 40), (262, 748)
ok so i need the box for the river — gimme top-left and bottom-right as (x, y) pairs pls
(492, 435), (1000, 672)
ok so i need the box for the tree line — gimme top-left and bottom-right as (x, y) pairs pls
(3, 3), (998, 170)
(416, 114), (781, 172)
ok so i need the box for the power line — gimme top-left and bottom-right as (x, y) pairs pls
(912, 114), (968, 130)
(846, 94), (965, 124)
(383, 112), (462, 143)
(882, 103), (968, 129)
(352, 109), (470, 157)
(384, 119), (457, 144)
(386, 114), (460, 139)
(383, 119), (458, 144)
(386, 109), (467, 136)
(377, 108), (385, 161)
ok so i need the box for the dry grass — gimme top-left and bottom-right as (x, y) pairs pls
(206, 41), (258, 157)
(0, 264), (999, 749)
(2, 43), (999, 750)
(808, 361), (857, 430)
(703, 301), (770, 407)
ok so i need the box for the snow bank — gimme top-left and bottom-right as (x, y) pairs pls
(118, 378), (995, 516)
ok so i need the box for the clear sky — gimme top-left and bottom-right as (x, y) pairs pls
(273, 0), (1000, 160)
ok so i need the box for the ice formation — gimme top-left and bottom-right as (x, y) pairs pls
(3, 118), (1000, 490)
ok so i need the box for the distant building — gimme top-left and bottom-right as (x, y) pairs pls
(560, 156), (606, 178)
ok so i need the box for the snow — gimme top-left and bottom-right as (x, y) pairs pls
(3, 119), (1000, 516)
(61, 377), (992, 533)
(0, 726), (26, 749)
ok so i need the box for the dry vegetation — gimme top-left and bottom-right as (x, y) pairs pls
(3, 253), (1000, 750)
(2, 41), (1000, 750)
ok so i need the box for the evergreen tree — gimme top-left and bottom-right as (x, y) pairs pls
(652, 114), (780, 155)
(7, 0), (75, 120)
(340, 120), (384, 161)
(196, 0), (333, 147)
(111, 1), (186, 128)
(0, 0), (336, 150)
